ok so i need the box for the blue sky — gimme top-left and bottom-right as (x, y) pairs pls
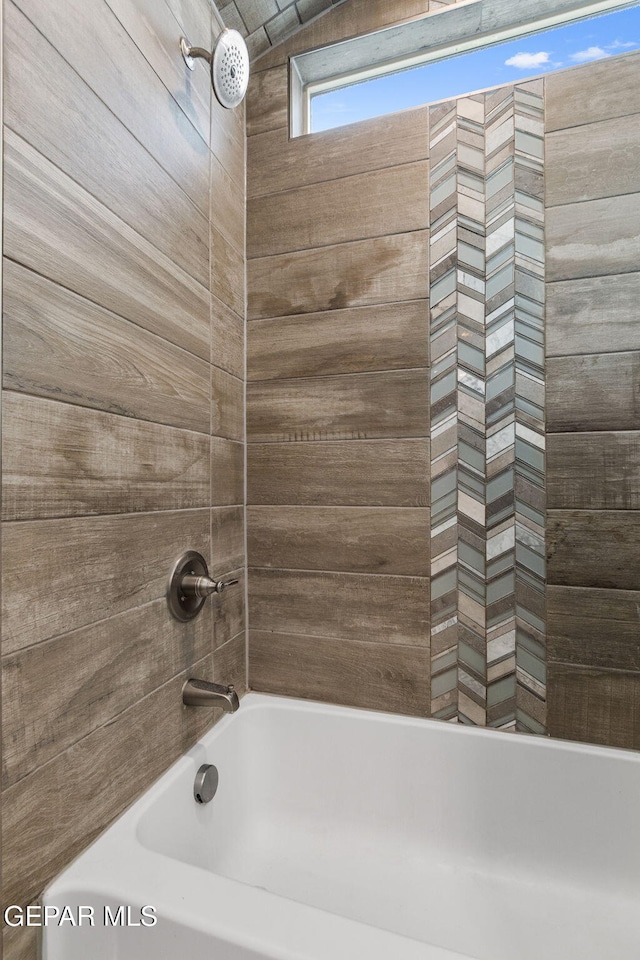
(311, 5), (640, 131)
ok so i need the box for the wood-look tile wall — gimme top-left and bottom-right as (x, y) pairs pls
(545, 49), (640, 751)
(248, 8), (640, 751)
(1, 0), (246, 952)
(246, 6), (432, 715)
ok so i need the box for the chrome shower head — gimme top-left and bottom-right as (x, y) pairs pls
(180, 29), (250, 109)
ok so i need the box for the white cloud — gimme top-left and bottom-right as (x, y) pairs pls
(606, 40), (636, 50)
(569, 46), (610, 62)
(504, 51), (551, 69)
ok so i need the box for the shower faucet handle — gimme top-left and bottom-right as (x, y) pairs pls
(167, 551), (239, 622)
(216, 578), (240, 592)
(181, 574), (238, 597)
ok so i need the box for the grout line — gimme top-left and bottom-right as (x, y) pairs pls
(248, 625), (430, 648)
(246, 434), (431, 444)
(247, 297), (429, 322)
(546, 106), (640, 137)
(3, 388), (213, 436)
(246, 504), (430, 510)
(243, 88), (250, 695)
(247, 156), (430, 202)
(9, 2), (213, 226)
(211, 218), (246, 269)
(547, 507), (639, 514)
(6, 123), (214, 329)
(247, 367), (431, 382)
(246, 296), (428, 324)
(547, 269), (640, 286)
(547, 428), (640, 436)
(548, 582), (640, 599)
(1, 652), (214, 794)
(547, 346), (640, 360)
(212, 288), (245, 325)
(3, 504), (225, 525)
(1, 595), (166, 659)
(248, 565), (429, 580)
(545, 187), (640, 210)
(2, 386), (213, 438)
(548, 660), (640, 677)
(246, 366), (430, 385)
(3, 255), (212, 368)
(211, 363), (245, 382)
(247, 224), (428, 263)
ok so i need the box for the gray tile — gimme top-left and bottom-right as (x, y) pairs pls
(235, 0), (278, 34)
(220, 2), (249, 36)
(246, 26), (270, 58)
(297, 0), (332, 22)
(265, 5), (301, 44)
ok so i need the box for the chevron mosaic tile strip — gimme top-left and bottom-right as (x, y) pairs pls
(429, 80), (546, 732)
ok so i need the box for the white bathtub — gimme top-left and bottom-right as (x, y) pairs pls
(44, 693), (640, 960)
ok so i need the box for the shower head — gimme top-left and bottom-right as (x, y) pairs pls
(180, 29), (250, 110)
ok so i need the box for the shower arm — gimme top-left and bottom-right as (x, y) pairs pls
(180, 38), (212, 70)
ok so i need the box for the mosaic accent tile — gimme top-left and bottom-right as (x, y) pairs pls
(429, 81), (546, 732)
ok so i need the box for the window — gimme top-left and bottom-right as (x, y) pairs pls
(289, 0), (640, 135)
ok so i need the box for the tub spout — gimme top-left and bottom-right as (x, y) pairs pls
(182, 679), (239, 712)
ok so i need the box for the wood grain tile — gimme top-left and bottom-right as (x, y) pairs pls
(246, 65), (288, 136)
(2, 259), (210, 433)
(2, 509), (210, 655)
(212, 293), (245, 379)
(13, 0), (211, 214)
(548, 585), (640, 672)
(247, 301), (428, 379)
(5, 1), (210, 287)
(2, 392), (210, 521)
(547, 510), (640, 591)
(547, 193), (640, 282)
(247, 505), (430, 575)
(247, 107), (429, 198)
(212, 366), (244, 441)
(2, 659), (215, 909)
(250, 630), (430, 715)
(546, 113), (640, 207)
(212, 568), (246, 649)
(4, 129), (210, 361)
(211, 94), (245, 186)
(104, 0), (211, 142)
(547, 432), (640, 510)
(164, 0), (215, 51)
(249, 568), (429, 645)
(2, 600), (213, 787)
(248, 162), (429, 258)
(548, 663), (640, 750)
(546, 49), (640, 132)
(247, 370), (429, 442)
(546, 274), (640, 357)
(248, 439), (429, 505)
(211, 506), (245, 577)
(547, 353), (640, 432)
(248, 231), (429, 320)
(3, 921), (38, 960)
(214, 631), (247, 695)
(211, 151), (245, 255)
(211, 437), (244, 505)
(211, 224), (245, 318)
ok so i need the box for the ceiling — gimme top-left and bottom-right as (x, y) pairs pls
(219, 0), (347, 59)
